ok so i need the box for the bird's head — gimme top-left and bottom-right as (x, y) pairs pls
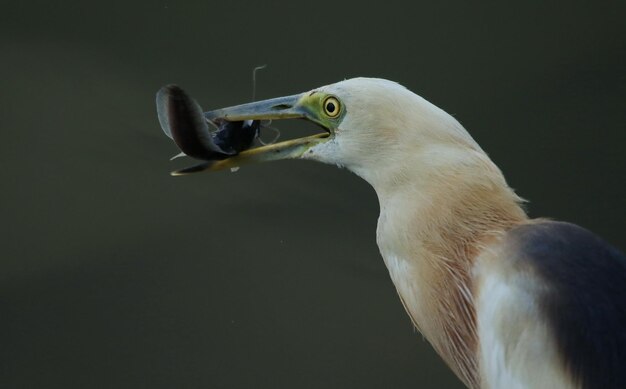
(170, 77), (489, 192)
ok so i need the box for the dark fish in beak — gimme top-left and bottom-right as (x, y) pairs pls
(156, 84), (261, 160)
(212, 119), (260, 154)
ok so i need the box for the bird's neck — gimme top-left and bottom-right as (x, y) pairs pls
(370, 146), (527, 388)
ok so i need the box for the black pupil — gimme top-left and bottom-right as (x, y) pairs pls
(326, 101), (336, 113)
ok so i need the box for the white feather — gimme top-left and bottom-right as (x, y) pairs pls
(474, 257), (574, 388)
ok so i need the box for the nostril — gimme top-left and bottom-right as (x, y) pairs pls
(271, 104), (292, 110)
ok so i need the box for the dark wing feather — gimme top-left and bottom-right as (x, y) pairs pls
(509, 221), (626, 389)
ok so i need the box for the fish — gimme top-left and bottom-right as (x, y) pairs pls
(156, 84), (260, 161)
(212, 119), (261, 155)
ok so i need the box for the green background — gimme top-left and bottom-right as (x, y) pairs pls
(1, 1), (625, 388)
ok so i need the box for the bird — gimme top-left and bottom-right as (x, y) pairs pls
(156, 78), (626, 388)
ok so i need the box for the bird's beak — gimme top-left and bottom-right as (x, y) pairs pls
(169, 93), (332, 175)
(205, 94), (307, 122)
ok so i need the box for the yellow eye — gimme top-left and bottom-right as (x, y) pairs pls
(323, 96), (341, 117)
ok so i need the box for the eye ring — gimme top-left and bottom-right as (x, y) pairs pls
(323, 96), (341, 118)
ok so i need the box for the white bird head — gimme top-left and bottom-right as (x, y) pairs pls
(300, 78), (485, 186)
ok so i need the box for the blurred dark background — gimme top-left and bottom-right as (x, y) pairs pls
(1, 1), (624, 388)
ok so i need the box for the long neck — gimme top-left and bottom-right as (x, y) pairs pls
(367, 146), (527, 388)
